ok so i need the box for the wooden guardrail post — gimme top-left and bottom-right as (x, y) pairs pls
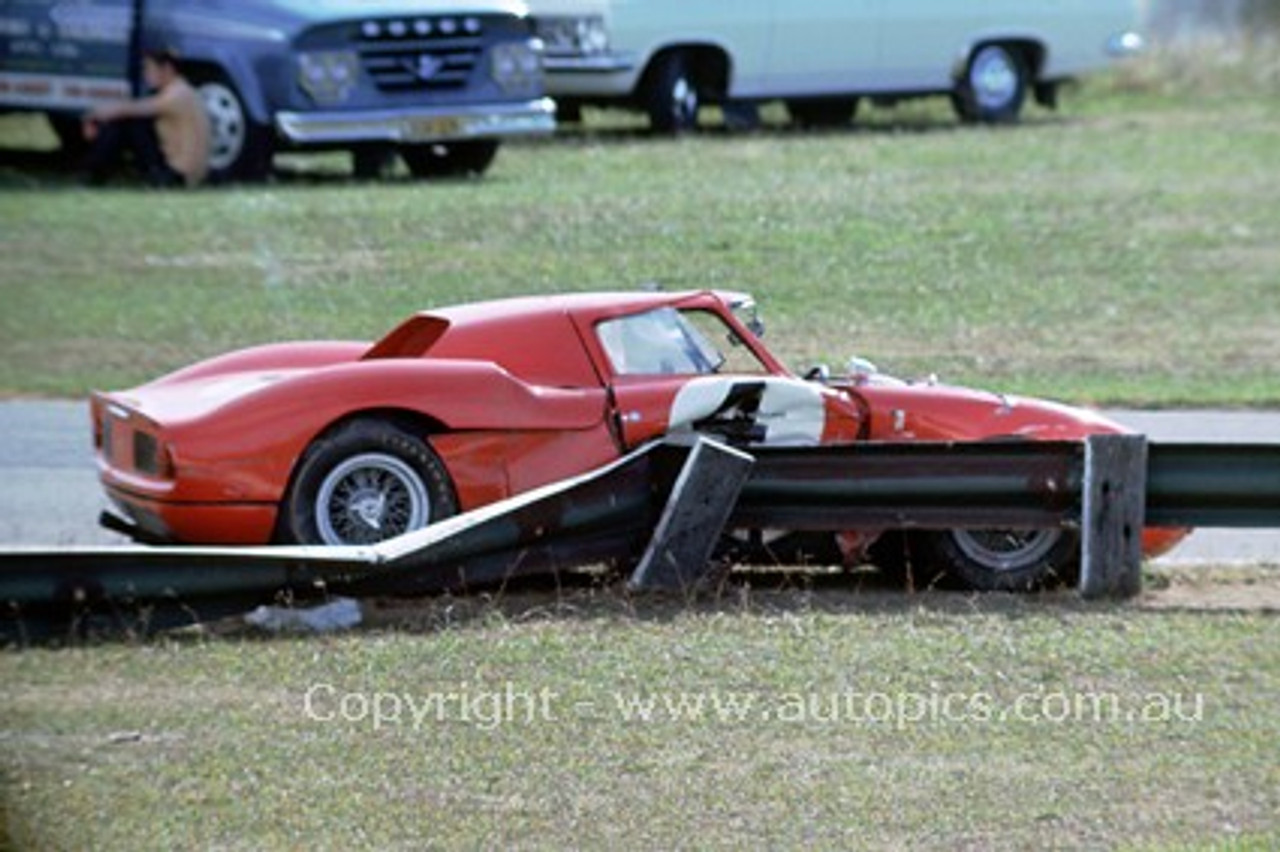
(629, 438), (755, 593)
(1079, 434), (1149, 600)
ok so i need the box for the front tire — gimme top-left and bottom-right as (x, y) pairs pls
(400, 140), (499, 179)
(194, 75), (273, 181)
(912, 528), (1080, 592)
(281, 420), (457, 546)
(645, 52), (701, 133)
(953, 44), (1028, 124)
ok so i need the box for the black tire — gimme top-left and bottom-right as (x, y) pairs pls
(351, 144), (396, 180)
(280, 420), (458, 546)
(645, 52), (701, 133)
(400, 140), (499, 179)
(193, 74), (273, 182)
(909, 528), (1080, 592)
(46, 112), (89, 161)
(786, 98), (860, 129)
(953, 43), (1028, 124)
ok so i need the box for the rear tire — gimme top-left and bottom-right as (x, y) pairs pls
(281, 420), (457, 546)
(953, 44), (1028, 124)
(400, 140), (499, 178)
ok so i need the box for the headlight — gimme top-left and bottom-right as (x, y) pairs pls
(534, 15), (610, 57)
(298, 51), (359, 105)
(491, 41), (543, 93)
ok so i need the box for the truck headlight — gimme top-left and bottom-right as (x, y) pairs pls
(298, 50), (359, 105)
(535, 15), (610, 57)
(491, 41), (543, 93)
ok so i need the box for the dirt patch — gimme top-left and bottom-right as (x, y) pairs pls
(1139, 563), (1280, 612)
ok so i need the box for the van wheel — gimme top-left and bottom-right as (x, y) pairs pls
(953, 44), (1027, 123)
(281, 420), (457, 546)
(195, 75), (273, 181)
(400, 140), (499, 178)
(645, 52), (701, 133)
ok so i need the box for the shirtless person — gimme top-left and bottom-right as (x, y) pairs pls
(82, 46), (211, 187)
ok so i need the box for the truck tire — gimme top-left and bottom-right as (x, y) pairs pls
(400, 140), (499, 178)
(46, 112), (89, 161)
(193, 74), (273, 182)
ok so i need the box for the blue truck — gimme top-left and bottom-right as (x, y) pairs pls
(0, 0), (555, 179)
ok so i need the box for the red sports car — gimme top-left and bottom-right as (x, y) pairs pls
(92, 289), (1183, 590)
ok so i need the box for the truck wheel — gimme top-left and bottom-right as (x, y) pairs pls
(400, 140), (499, 178)
(46, 112), (89, 160)
(786, 98), (859, 128)
(281, 420), (458, 546)
(645, 52), (700, 133)
(195, 75), (273, 181)
(912, 528), (1079, 592)
(953, 44), (1027, 124)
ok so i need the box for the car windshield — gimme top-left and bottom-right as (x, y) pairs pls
(597, 307), (767, 376)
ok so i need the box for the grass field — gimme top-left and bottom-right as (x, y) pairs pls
(3, 48), (1280, 850)
(2, 49), (1279, 403)
(1, 570), (1279, 850)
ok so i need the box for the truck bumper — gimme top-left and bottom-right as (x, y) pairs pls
(274, 97), (557, 145)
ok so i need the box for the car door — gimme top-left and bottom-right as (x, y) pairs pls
(589, 305), (833, 450)
(874, 0), (999, 91)
(761, 0), (882, 98)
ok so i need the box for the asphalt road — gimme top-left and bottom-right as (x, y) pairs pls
(2, 401), (1277, 562)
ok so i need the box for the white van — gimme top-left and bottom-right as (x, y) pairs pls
(529, 0), (1143, 131)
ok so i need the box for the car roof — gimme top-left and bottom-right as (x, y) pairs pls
(365, 289), (753, 387)
(425, 289), (735, 326)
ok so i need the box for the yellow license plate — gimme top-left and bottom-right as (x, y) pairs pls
(405, 116), (463, 139)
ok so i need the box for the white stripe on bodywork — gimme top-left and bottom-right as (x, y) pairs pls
(669, 376), (825, 446)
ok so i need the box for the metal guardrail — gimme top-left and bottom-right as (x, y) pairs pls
(1, 436), (1278, 641)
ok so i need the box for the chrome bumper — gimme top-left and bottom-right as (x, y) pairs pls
(543, 53), (637, 75)
(275, 97), (557, 145)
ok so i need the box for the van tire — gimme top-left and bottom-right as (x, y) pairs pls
(645, 52), (701, 133)
(953, 43), (1028, 124)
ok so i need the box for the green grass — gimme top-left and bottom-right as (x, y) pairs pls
(3, 49), (1280, 850)
(2, 49), (1279, 404)
(2, 582), (1278, 849)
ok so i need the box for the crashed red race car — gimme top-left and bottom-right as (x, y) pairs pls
(92, 289), (1184, 590)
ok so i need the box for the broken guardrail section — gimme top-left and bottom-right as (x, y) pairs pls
(3, 435), (1279, 641)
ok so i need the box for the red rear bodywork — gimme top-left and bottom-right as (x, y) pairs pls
(92, 289), (1184, 558)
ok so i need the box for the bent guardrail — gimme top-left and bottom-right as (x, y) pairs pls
(2, 435), (1278, 641)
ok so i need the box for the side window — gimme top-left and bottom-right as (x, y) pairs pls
(597, 307), (769, 376)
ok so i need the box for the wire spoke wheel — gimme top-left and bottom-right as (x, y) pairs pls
(951, 528), (1063, 573)
(315, 453), (430, 545)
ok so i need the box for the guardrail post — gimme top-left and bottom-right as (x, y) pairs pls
(629, 438), (755, 593)
(1079, 434), (1149, 599)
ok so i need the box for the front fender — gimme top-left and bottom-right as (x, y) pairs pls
(850, 382), (1123, 443)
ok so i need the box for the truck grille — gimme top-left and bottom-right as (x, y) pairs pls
(357, 16), (487, 93)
